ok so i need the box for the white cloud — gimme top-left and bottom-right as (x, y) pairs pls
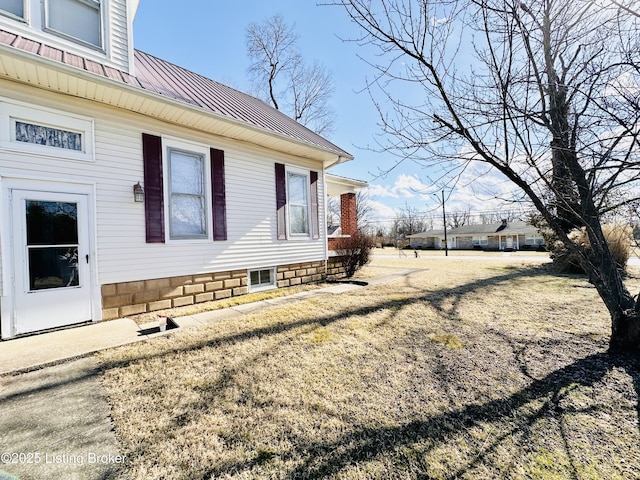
(364, 174), (433, 199)
(367, 200), (398, 223)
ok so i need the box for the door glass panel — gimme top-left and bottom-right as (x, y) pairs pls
(28, 247), (79, 290)
(27, 201), (78, 245)
(26, 201), (80, 291)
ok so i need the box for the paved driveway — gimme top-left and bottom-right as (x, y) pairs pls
(0, 357), (123, 480)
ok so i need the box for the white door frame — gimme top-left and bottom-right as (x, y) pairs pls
(1, 175), (100, 339)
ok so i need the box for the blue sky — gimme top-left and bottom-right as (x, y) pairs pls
(133, 1), (514, 227)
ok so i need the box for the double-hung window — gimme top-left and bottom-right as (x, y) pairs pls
(275, 163), (319, 240)
(45, 0), (103, 49)
(142, 133), (227, 244)
(0, 0), (25, 19)
(168, 149), (207, 239)
(287, 170), (310, 236)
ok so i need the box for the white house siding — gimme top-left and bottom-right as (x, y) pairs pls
(108, 0), (131, 73)
(0, 0), (131, 74)
(0, 81), (327, 297)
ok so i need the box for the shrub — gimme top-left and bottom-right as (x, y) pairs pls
(549, 224), (633, 274)
(332, 232), (375, 278)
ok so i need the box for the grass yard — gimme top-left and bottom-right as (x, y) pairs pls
(99, 253), (640, 479)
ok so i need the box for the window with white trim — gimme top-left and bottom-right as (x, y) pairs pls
(0, 0), (25, 19)
(168, 148), (208, 239)
(472, 236), (488, 246)
(0, 98), (94, 162)
(287, 169), (310, 236)
(525, 234), (545, 245)
(45, 0), (103, 49)
(249, 268), (275, 291)
(15, 121), (83, 151)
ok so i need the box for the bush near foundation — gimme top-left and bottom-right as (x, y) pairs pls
(332, 232), (375, 278)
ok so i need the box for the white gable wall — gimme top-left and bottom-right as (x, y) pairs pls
(0, 0), (133, 74)
(0, 81), (326, 297)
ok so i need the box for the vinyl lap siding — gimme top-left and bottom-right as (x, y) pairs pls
(95, 129), (326, 284)
(0, 86), (327, 293)
(223, 150), (326, 271)
(107, 0), (130, 72)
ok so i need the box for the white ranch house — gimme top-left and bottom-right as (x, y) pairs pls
(408, 220), (546, 251)
(0, 0), (363, 339)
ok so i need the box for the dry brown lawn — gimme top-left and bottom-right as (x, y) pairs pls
(99, 253), (640, 479)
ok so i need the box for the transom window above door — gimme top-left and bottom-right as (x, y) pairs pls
(0, 97), (95, 162)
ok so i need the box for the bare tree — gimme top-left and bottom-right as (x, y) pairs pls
(327, 195), (341, 228)
(355, 190), (375, 234)
(447, 209), (470, 228)
(479, 210), (524, 225)
(395, 203), (429, 239)
(332, 0), (640, 351)
(246, 14), (335, 135)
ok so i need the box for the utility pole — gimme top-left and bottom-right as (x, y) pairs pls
(434, 190), (448, 256)
(441, 190), (448, 256)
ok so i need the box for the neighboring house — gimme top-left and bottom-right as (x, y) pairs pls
(409, 220), (545, 251)
(0, 0), (360, 339)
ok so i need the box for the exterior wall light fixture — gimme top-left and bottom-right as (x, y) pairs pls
(133, 182), (145, 202)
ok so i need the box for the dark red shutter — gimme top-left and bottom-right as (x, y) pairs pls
(310, 170), (320, 240)
(275, 163), (287, 240)
(210, 148), (227, 241)
(142, 133), (165, 243)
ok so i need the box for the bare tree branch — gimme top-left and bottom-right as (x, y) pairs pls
(246, 14), (335, 135)
(331, 0), (640, 351)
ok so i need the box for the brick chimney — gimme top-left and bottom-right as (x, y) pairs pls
(340, 192), (357, 236)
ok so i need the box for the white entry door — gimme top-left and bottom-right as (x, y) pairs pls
(506, 236), (514, 249)
(11, 190), (93, 334)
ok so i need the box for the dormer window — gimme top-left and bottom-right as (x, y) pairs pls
(0, 0), (25, 20)
(45, 0), (103, 49)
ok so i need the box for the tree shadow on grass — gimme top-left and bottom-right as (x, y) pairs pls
(280, 352), (640, 480)
(99, 265), (640, 479)
(101, 266), (551, 372)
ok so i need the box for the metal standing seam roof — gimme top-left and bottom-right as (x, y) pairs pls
(0, 28), (353, 159)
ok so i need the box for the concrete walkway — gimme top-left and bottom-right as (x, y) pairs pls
(0, 271), (423, 480)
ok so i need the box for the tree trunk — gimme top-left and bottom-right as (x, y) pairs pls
(580, 222), (640, 352)
(610, 309), (640, 352)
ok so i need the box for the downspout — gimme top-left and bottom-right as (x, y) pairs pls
(322, 165), (329, 280)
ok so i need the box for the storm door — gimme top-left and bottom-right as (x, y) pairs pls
(11, 190), (92, 334)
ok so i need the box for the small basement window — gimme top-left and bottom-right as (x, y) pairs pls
(249, 268), (275, 291)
